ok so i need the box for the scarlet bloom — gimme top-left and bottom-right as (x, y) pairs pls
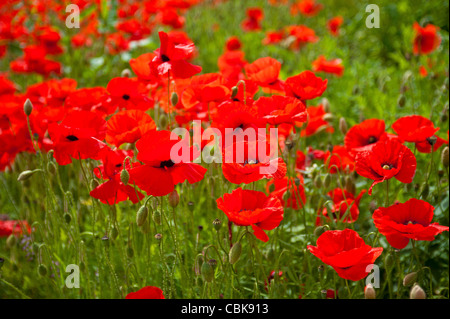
(300, 105), (333, 137)
(0, 220), (31, 237)
(373, 199), (449, 250)
(307, 229), (383, 281)
(262, 30), (285, 45)
(150, 31), (202, 79)
(216, 188), (284, 242)
(290, 0), (323, 17)
(242, 8), (264, 31)
(244, 57), (285, 93)
(413, 22), (441, 55)
(285, 25), (319, 50)
(48, 110), (107, 165)
(266, 176), (306, 209)
(318, 188), (366, 225)
(256, 95), (307, 126)
(323, 145), (355, 174)
(392, 115), (439, 143)
(285, 71), (327, 101)
(225, 36), (242, 51)
(106, 110), (156, 147)
(90, 148), (144, 205)
(125, 286), (165, 299)
(106, 77), (154, 111)
(312, 56), (344, 77)
(327, 16), (343, 36)
(344, 119), (387, 154)
(129, 130), (207, 197)
(355, 139), (417, 195)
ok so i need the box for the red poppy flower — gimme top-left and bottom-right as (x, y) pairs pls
(0, 220), (31, 237)
(106, 77), (154, 111)
(218, 50), (247, 82)
(312, 56), (344, 77)
(216, 188), (284, 242)
(129, 52), (159, 83)
(48, 110), (107, 165)
(327, 16), (343, 36)
(262, 30), (285, 45)
(317, 188), (366, 225)
(413, 22), (441, 55)
(373, 198), (449, 249)
(266, 176), (306, 209)
(106, 110), (156, 148)
(344, 119), (387, 154)
(222, 139), (287, 184)
(295, 147), (325, 171)
(226, 36), (242, 51)
(392, 115), (439, 143)
(300, 104), (333, 137)
(290, 0), (323, 17)
(285, 25), (319, 50)
(90, 147), (144, 205)
(125, 286), (165, 299)
(355, 139), (417, 195)
(285, 71), (327, 101)
(323, 145), (355, 174)
(415, 134), (448, 153)
(244, 57), (285, 93)
(150, 31), (202, 79)
(256, 95), (307, 126)
(65, 87), (111, 114)
(307, 229), (383, 281)
(129, 130), (207, 197)
(0, 73), (16, 96)
(241, 8), (264, 31)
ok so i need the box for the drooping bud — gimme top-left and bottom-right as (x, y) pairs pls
(229, 241), (242, 265)
(339, 117), (348, 135)
(364, 284), (376, 299)
(345, 176), (356, 195)
(323, 174), (331, 188)
(136, 205), (149, 227)
(171, 92), (179, 106)
(47, 162), (57, 175)
(23, 98), (33, 116)
(321, 98), (330, 113)
(17, 170), (38, 181)
(397, 95), (406, 108)
(201, 260), (215, 282)
(313, 175), (322, 188)
(403, 272), (418, 286)
(64, 213), (72, 224)
(441, 146), (449, 168)
(231, 86), (238, 99)
(212, 218), (222, 231)
(410, 284), (426, 299)
(120, 169), (130, 185)
(6, 234), (16, 248)
(152, 210), (161, 225)
(38, 264), (48, 276)
(168, 190), (180, 208)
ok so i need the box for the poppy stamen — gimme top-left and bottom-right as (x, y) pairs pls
(160, 159), (175, 169)
(66, 135), (79, 141)
(122, 94), (130, 100)
(161, 54), (170, 62)
(382, 164), (392, 170)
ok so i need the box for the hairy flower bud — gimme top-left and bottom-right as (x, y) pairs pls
(171, 92), (179, 106)
(364, 284), (376, 299)
(120, 169), (130, 185)
(47, 162), (57, 175)
(168, 190), (180, 208)
(410, 284), (426, 299)
(397, 95), (406, 108)
(339, 117), (348, 135)
(17, 170), (38, 181)
(231, 86), (238, 99)
(314, 225), (329, 237)
(201, 260), (215, 282)
(24, 98), (33, 116)
(38, 264), (48, 277)
(229, 241), (242, 265)
(136, 205), (149, 227)
(442, 146), (449, 168)
(153, 210), (161, 225)
(403, 272), (418, 287)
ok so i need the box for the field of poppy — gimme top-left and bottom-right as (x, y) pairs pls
(0, 0), (449, 301)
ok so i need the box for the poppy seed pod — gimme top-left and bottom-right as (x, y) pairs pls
(168, 190), (180, 208)
(159, 114), (168, 129)
(339, 117), (348, 135)
(171, 92), (179, 106)
(442, 146), (449, 168)
(201, 261), (215, 282)
(153, 210), (161, 225)
(136, 205), (149, 227)
(119, 166), (130, 184)
(229, 241), (242, 264)
(410, 284), (426, 299)
(23, 98), (33, 116)
(345, 176), (356, 195)
(403, 272), (418, 286)
(364, 284), (376, 299)
(212, 218), (222, 231)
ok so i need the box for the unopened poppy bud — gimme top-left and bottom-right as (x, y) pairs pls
(126, 246), (134, 258)
(322, 113), (334, 122)
(154, 233), (163, 241)
(364, 284), (376, 299)
(47, 162), (57, 175)
(402, 70), (413, 83)
(441, 146), (449, 168)
(339, 117), (348, 135)
(136, 205), (149, 227)
(171, 92), (179, 106)
(345, 176), (356, 195)
(321, 98), (330, 112)
(323, 174), (331, 188)
(229, 241), (242, 264)
(384, 253), (395, 270)
(168, 190), (180, 208)
(403, 272), (418, 286)
(141, 220), (150, 234)
(314, 225), (329, 237)
(64, 213), (71, 224)
(314, 175), (322, 188)
(201, 261), (215, 282)
(90, 179), (99, 190)
(23, 98), (33, 116)
(231, 86), (238, 98)
(110, 226), (119, 240)
(17, 169), (38, 181)
(38, 264), (48, 276)
(120, 169), (130, 185)
(410, 284), (426, 299)
(153, 210), (161, 225)
(159, 114), (168, 129)
(213, 218), (222, 231)
(6, 234), (16, 248)
(121, 68), (131, 78)
(397, 95), (406, 108)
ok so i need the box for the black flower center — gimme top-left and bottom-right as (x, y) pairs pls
(66, 135), (79, 141)
(122, 94), (130, 100)
(160, 159), (175, 169)
(161, 54), (170, 62)
(368, 136), (377, 144)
